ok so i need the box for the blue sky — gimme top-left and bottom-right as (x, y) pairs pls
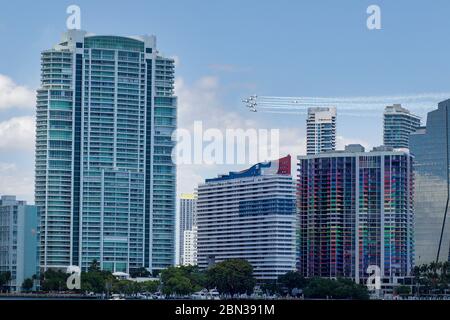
(1, 0), (450, 202)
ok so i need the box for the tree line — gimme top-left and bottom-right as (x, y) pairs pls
(5, 259), (450, 298)
(2, 259), (370, 299)
(412, 261), (450, 295)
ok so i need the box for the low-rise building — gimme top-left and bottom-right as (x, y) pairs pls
(0, 195), (39, 292)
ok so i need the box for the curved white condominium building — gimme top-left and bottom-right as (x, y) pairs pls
(196, 155), (297, 280)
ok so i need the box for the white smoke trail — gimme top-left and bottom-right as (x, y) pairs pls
(253, 92), (450, 115)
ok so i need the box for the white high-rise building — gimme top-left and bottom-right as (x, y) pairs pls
(306, 107), (337, 155)
(182, 226), (197, 266)
(196, 156), (297, 280)
(178, 194), (196, 265)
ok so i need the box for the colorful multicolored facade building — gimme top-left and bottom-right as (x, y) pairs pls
(297, 145), (414, 283)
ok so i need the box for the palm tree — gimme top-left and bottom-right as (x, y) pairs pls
(430, 262), (438, 274)
(419, 264), (428, 275)
(442, 262), (450, 277)
(413, 265), (427, 296)
(88, 259), (100, 272)
(441, 262), (450, 294)
(437, 262), (443, 275)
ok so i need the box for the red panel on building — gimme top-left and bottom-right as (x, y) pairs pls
(277, 155), (291, 175)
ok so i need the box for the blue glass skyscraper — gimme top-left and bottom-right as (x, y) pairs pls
(35, 30), (176, 274)
(410, 99), (450, 265)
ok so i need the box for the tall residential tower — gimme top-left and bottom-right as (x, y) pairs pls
(306, 107), (336, 155)
(383, 104), (421, 149)
(35, 30), (176, 274)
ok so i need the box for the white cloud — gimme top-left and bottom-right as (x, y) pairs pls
(175, 75), (260, 193)
(0, 116), (35, 201)
(176, 75), (257, 130)
(174, 75), (373, 192)
(170, 55), (180, 68)
(176, 164), (204, 195)
(0, 116), (35, 152)
(278, 128), (306, 170)
(174, 74), (377, 197)
(175, 75), (220, 127)
(175, 75), (303, 193)
(279, 128), (306, 156)
(0, 74), (35, 110)
(0, 162), (34, 203)
(0, 162), (17, 172)
(337, 135), (372, 151)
